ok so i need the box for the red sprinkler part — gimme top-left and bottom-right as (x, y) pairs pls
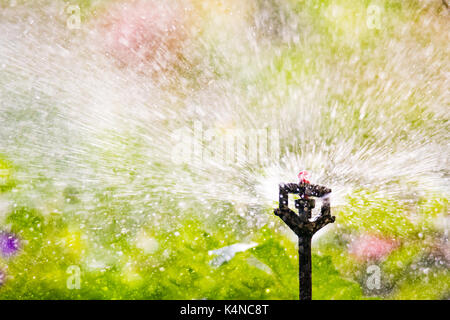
(298, 171), (310, 184)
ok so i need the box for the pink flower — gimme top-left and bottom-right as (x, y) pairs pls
(94, 0), (186, 68)
(0, 269), (5, 286)
(349, 234), (398, 262)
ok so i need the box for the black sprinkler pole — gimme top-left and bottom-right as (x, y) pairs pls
(298, 233), (312, 300)
(274, 181), (335, 300)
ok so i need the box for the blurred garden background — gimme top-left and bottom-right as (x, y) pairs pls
(0, 0), (448, 299)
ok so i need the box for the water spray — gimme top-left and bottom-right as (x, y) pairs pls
(274, 171), (335, 300)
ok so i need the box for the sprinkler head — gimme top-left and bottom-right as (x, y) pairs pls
(298, 171), (310, 184)
(274, 175), (335, 300)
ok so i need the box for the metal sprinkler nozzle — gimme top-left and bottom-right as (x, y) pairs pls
(274, 172), (335, 300)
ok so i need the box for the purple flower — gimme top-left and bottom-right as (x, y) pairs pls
(0, 232), (20, 257)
